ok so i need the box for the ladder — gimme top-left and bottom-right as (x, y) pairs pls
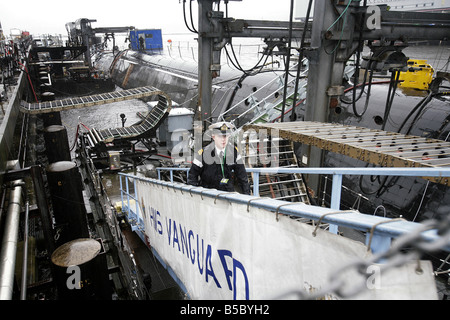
(241, 136), (310, 204)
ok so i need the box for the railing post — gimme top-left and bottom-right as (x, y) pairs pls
(125, 176), (130, 219)
(119, 174), (124, 210)
(134, 178), (139, 223)
(253, 172), (260, 196)
(330, 174), (342, 209)
(329, 173), (343, 234)
(366, 234), (392, 255)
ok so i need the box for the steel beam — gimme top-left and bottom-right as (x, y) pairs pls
(211, 19), (308, 39)
(198, 0), (214, 128)
(362, 10), (450, 42)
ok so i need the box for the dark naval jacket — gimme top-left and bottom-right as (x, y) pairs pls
(187, 141), (251, 195)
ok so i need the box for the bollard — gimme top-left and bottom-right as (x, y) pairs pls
(43, 125), (71, 163)
(46, 161), (89, 246)
(51, 238), (111, 300)
(40, 92), (61, 126)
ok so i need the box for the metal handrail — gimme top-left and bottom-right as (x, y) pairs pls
(217, 72), (283, 122)
(154, 166), (450, 208)
(119, 167), (450, 254)
(218, 59), (308, 123)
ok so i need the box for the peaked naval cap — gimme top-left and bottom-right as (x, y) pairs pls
(209, 121), (234, 134)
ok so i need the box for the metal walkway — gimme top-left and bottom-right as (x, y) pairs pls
(244, 121), (450, 186)
(86, 93), (172, 145)
(20, 86), (170, 114)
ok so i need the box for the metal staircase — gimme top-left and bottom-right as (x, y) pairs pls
(241, 136), (310, 204)
(222, 66), (311, 204)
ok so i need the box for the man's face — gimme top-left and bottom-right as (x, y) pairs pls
(212, 132), (230, 150)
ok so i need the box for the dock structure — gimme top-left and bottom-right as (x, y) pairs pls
(244, 121), (450, 186)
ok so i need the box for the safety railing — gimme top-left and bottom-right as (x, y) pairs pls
(218, 59), (308, 125)
(119, 167), (450, 255)
(155, 166), (450, 208)
(119, 172), (142, 232)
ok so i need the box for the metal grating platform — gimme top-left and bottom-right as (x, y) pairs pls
(244, 121), (450, 186)
(20, 86), (169, 114)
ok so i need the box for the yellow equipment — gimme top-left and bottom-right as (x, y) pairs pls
(399, 59), (434, 90)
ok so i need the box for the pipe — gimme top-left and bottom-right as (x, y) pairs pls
(280, 0), (295, 122)
(290, 0), (313, 121)
(0, 180), (23, 300)
(0, 189), (7, 229)
(20, 201), (29, 300)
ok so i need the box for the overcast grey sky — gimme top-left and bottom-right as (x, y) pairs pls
(1, 0), (308, 37)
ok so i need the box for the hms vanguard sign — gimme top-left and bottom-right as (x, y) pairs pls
(134, 179), (437, 300)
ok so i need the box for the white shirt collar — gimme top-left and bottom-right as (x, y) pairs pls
(215, 146), (225, 156)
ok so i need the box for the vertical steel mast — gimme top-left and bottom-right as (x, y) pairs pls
(197, 0), (215, 130)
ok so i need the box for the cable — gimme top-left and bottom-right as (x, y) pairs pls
(340, 59), (375, 117)
(290, 0), (313, 121)
(17, 61), (38, 103)
(223, 18), (273, 77)
(222, 47), (273, 115)
(324, 0), (356, 55)
(327, 0), (355, 32)
(70, 124), (80, 151)
(281, 0), (296, 122)
(381, 69), (401, 130)
(350, 0), (370, 117)
(224, 42), (269, 76)
(183, 0), (197, 34)
(397, 92), (433, 135)
(341, 44), (396, 117)
(189, 0), (198, 33)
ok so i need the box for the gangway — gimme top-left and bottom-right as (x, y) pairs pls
(217, 66), (310, 203)
(20, 85), (172, 147)
(86, 93), (171, 146)
(20, 85), (170, 114)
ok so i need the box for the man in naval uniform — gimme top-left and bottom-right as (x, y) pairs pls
(187, 121), (251, 195)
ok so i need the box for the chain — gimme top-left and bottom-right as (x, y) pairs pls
(276, 216), (450, 300)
